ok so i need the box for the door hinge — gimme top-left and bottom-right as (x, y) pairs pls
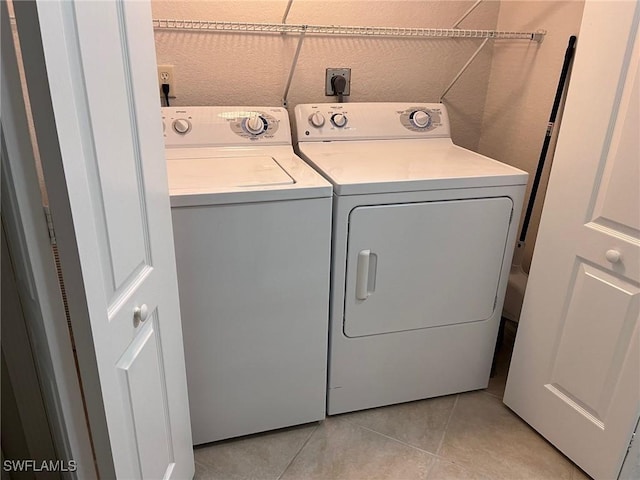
(44, 206), (57, 245)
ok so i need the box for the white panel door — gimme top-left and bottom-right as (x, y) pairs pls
(504, 2), (639, 479)
(344, 198), (513, 337)
(14, 1), (194, 478)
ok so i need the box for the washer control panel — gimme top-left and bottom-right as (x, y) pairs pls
(163, 106), (290, 147)
(295, 103), (450, 142)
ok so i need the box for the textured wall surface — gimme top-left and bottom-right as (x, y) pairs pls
(478, 0), (584, 270)
(152, 0), (501, 150)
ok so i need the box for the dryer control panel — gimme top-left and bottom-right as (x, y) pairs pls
(295, 103), (451, 142)
(163, 106), (291, 147)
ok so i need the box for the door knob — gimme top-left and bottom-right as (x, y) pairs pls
(134, 304), (149, 325)
(605, 249), (621, 264)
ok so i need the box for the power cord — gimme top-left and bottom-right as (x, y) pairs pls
(162, 83), (171, 107)
(331, 75), (347, 103)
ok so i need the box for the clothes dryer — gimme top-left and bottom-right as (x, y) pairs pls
(294, 103), (528, 415)
(163, 106), (332, 443)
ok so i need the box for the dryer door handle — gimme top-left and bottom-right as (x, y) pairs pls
(356, 250), (377, 300)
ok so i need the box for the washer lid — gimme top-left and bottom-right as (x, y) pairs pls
(167, 156), (294, 192)
(166, 147), (332, 206)
(297, 138), (528, 195)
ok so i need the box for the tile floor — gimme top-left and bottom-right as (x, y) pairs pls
(193, 325), (592, 480)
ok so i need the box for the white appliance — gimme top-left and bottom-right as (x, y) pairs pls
(294, 103), (528, 415)
(163, 106), (332, 444)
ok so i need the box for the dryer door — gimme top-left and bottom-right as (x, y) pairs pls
(344, 197), (513, 337)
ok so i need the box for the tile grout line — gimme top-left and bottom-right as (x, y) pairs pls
(275, 423), (319, 480)
(422, 449), (440, 479)
(340, 414), (489, 480)
(429, 394), (495, 480)
(340, 416), (441, 459)
(435, 393), (459, 457)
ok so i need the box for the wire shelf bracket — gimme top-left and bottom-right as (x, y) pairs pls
(440, 37), (490, 102)
(282, 25), (307, 107)
(452, 0), (485, 28)
(281, 0), (294, 25)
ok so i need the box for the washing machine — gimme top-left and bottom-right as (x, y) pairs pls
(163, 106), (332, 444)
(294, 102), (528, 415)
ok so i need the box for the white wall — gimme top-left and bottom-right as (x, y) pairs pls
(152, 0), (501, 150)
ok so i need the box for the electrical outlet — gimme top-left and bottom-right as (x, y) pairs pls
(325, 68), (351, 96)
(157, 65), (176, 98)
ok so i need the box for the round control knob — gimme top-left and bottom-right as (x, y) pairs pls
(411, 110), (432, 128)
(331, 113), (348, 128)
(309, 112), (326, 128)
(605, 249), (622, 264)
(245, 115), (266, 135)
(172, 118), (192, 134)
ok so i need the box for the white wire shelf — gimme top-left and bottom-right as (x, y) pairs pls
(152, 19), (546, 42)
(152, 17), (546, 106)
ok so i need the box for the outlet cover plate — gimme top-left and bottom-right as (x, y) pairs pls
(325, 68), (351, 96)
(157, 64), (176, 98)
